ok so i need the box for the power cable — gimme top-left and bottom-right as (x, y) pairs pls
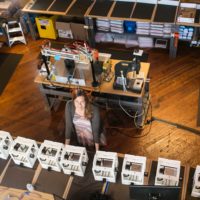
(105, 100), (153, 139)
(118, 98), (145, 119)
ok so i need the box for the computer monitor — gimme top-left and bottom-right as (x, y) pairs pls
(129, 185), (181, 200)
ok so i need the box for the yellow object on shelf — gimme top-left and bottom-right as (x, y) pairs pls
(35, 16), (57, 39)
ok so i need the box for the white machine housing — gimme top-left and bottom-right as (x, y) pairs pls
(0, 131), (13, 160)
(92, 151), (118, 183)
(155, 157), (181, 186)
(191, 165), (200, 198)
(37, 140), (64, 172)
(121, 154), (146, 185)
(59, 145), (88, 177)
(9, 136), (38, 168)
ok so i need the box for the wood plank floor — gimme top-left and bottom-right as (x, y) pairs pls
(0, 38), (200, 168)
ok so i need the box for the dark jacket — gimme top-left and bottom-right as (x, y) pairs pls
(65, 100), (102, 143)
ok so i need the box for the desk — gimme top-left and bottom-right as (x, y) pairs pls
(0, 186), (54, 200)
(34, 59), (150, 128)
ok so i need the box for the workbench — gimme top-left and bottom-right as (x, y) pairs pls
(34, 58), (150, 128)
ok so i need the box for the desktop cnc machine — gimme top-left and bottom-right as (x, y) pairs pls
(59, 145), (88, 177)
(37, 140), (64, 172)
(121, 154), (146, 185)
(92, 151), (118, 183)
(0, 130), (13, 160)
(9, 137), (38, 168)
(155, 157), (181, 186)
(191, 165), (200, 197)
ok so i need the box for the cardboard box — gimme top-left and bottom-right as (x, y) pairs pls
(55, 21), (70, 30)
(70, 23), (88, 41)
(55, 21), (73, 39)
(178, 7), (196, 23)
(177, 3), (197, 23)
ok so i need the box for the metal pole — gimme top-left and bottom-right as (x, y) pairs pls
(90, 60), (99, 87)
(41, 55), (50, 79)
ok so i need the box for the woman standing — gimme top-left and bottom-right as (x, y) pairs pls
(65, 89), (106, 151)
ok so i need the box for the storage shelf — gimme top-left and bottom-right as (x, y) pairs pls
(22, 0), (200, 58)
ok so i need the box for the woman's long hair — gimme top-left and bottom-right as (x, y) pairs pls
(71, 89), (93, 119)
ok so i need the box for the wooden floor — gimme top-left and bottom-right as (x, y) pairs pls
(0, 38), (200, 168)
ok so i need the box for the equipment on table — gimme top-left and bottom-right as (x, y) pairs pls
(92, 151), (118, 183)
(155, 157), (181, 186)
(37, 140), (64, 172)
(191, 165), (200, 197)
(127, 78), (144, 93)
(59, 145), (88, 177)
(121, 154), (146, 185)
(113, 61), (131, 91)
(40, 41), (111, 87)
(0, 130), (13, 160)
(113, 61), (143, 93)
(9, 137), (38, 168)
(131, 57), (141, 75)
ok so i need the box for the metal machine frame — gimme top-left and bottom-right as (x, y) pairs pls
(92, 151), (118, 183)
(155, 157), (181, 186)
(9, 137), (38, 168)
(191, 165), (200, 197)
(59, 145), (88, 177)
(121, 154), (146, 185)
(37, 140), (64, 172)
(0, 131), (13, 160)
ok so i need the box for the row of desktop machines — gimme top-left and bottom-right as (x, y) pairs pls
(0, 130), (199, 199)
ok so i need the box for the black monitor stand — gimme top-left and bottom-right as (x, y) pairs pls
(90, 60), (100, 87)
